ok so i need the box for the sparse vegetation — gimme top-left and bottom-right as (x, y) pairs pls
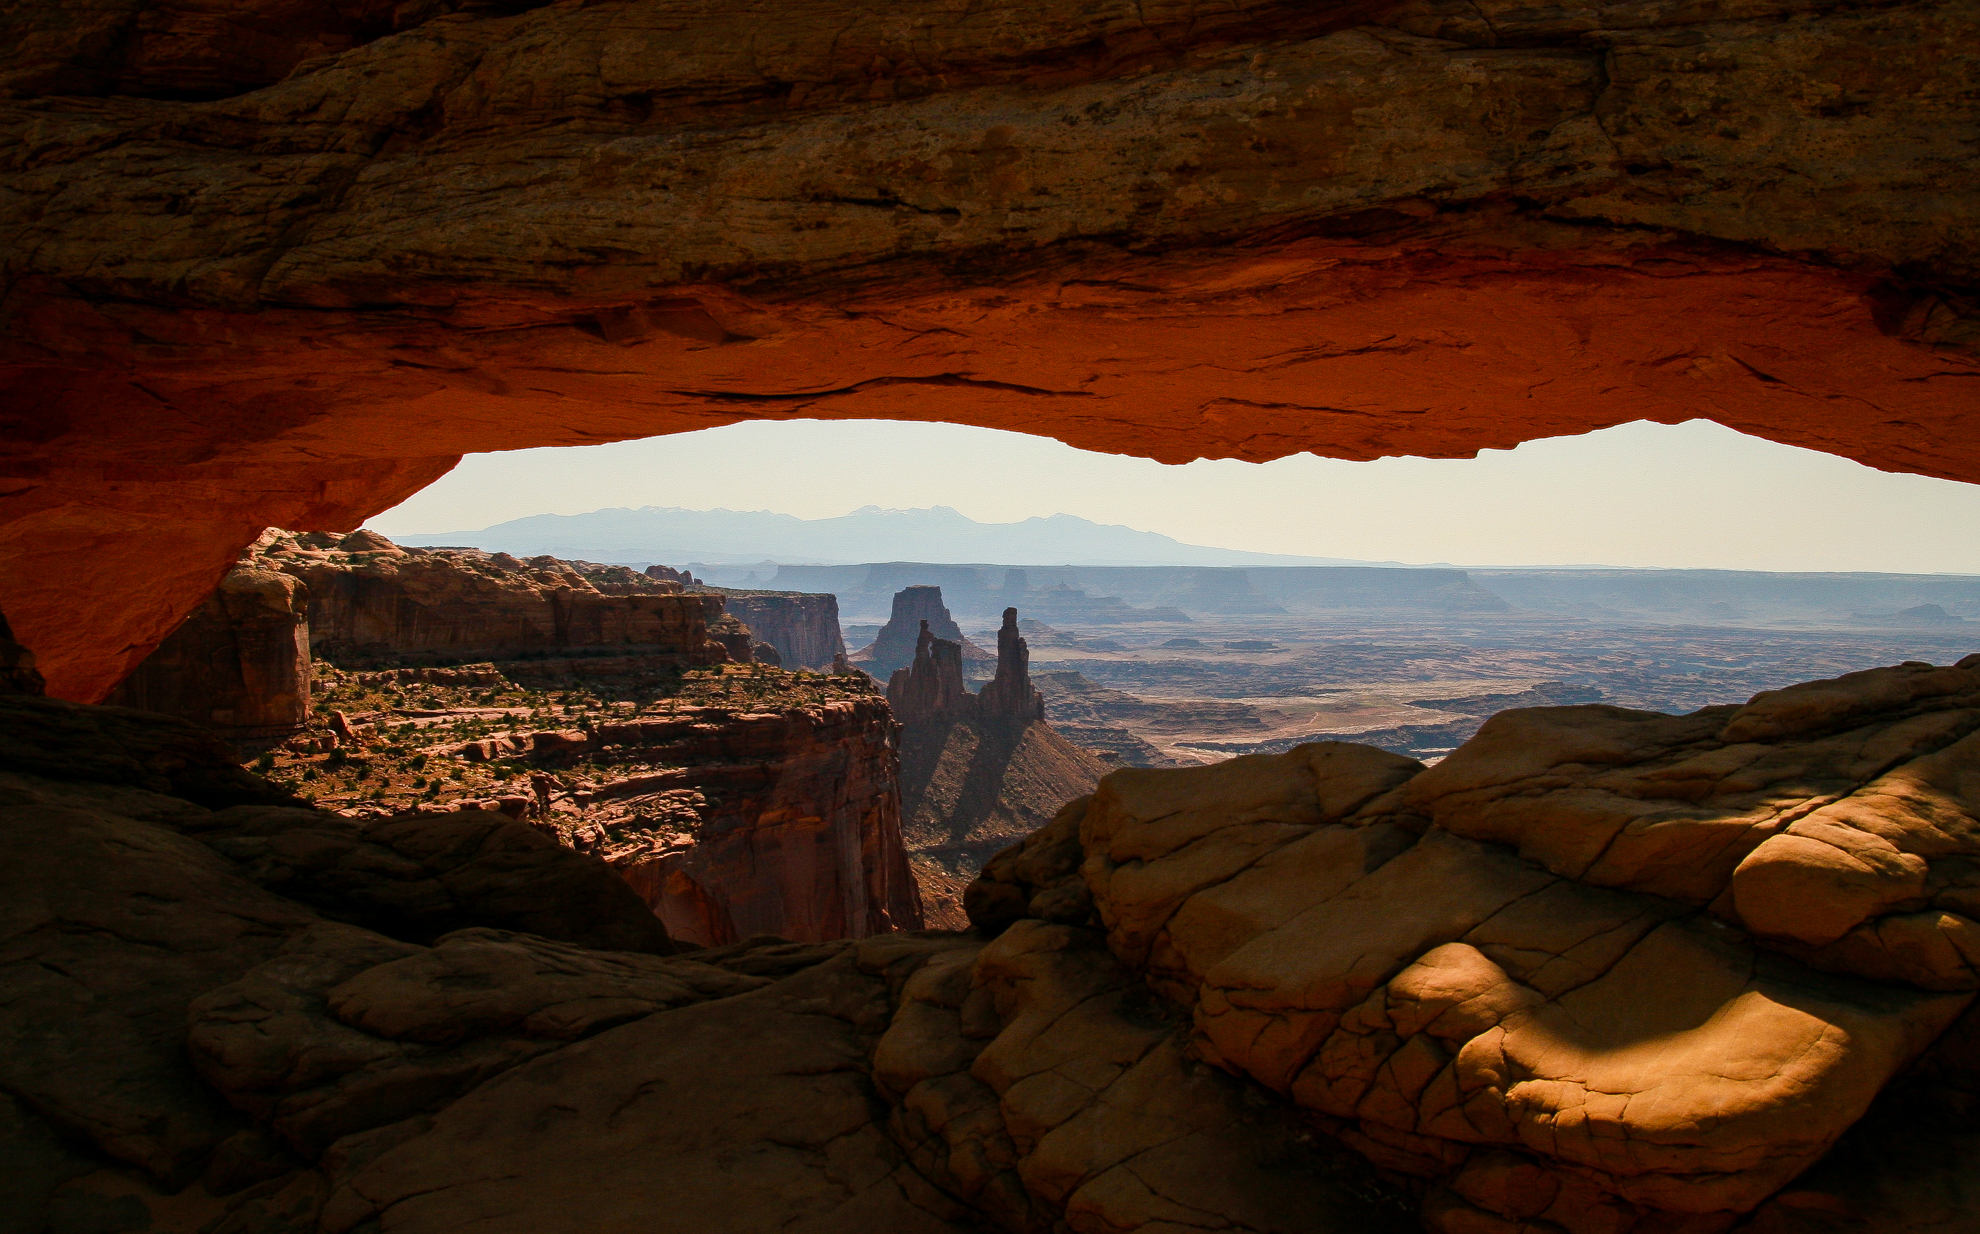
(255, 659), (880, 818)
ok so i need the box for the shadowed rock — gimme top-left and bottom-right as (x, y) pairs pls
(4, 639), (1979, 1233)
(106, 564), (312, 748)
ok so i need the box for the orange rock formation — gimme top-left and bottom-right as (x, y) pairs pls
(2, 0), (1975, 699)
(526, 699), (925, 946)
(13, 656), (1974, 1233)
(258, 530), (731, 670)
(105, 563), (311, 746)
(965, 658), (1980, 1233)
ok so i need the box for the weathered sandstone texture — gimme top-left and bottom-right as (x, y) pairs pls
(717, 589), (848, 671)
(106, 563), (312, 747)
(512, 697), (925, 946)
(2, 0), (1977, 699)
(891, 608), (1108, 926)
(99, 527), (759, 737)
(855, 585), (993, 679)
(250, 660), (925, 947)
(966, 655), (1980, 1232)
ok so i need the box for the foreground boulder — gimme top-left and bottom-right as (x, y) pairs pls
(972, 657), (1980, 1232)
(0, 717), (1400, 1234)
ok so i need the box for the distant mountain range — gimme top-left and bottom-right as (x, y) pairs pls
(391, 505), (1389, 568)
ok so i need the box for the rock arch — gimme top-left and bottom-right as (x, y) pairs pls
(1, 0), (1974, 698)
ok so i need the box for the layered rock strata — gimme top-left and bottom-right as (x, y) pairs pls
(259, 530), (732, 671)
(510, 698), (925, 946)
(967, 656), (1980, 1232)
(103, 528), (746, 736)
(8, 659), (1980, 1233)
(0, 687), (1410, 1234)
(105, 563), (312, 748)
(265, 658), (922, 948)
(100, 535), (909, 947)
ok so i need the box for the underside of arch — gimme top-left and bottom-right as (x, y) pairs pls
(1, 0), (1974, 699)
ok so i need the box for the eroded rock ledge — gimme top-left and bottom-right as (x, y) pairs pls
(3, 0), (1977, 699)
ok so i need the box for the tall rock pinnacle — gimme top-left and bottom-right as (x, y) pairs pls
(976, 607), (1045, 729)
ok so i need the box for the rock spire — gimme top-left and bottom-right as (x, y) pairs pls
(885, 621), (971, 726)
(852, 586), (992, 679)
(976, 607), (1045, 729)
(886, 608), (1046, 731)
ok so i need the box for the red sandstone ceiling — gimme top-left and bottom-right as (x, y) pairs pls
(1, 0), (1975, 699)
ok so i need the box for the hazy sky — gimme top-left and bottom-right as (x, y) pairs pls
(369, 418), (1980, 573)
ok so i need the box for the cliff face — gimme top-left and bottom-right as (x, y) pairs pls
(104, 564), (311, 746)
(103, 532), (918, 949)
(254, 531), (731, 671)
(539, 699), (923, 946)
(258, 655), (922, 948)
(887, 608), (1108, 925)
(716, 590), (846, 671)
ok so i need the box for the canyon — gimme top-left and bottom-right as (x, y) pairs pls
(288, 665), (924, 947)
(767, 561), (1980, 631)
(26, 538), (1980, 1234)
(887, 605), (1110, 927)
(106, 527), (733, 748)
(852, 584), (995, 679)
(774, 561), (1980, 768)
(714, 589), (847, 671)
(108, 530), (923, 948)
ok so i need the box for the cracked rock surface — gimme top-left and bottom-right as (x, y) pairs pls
(967, 656), (1980, 1233)
(2, 0), (1976, 699)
